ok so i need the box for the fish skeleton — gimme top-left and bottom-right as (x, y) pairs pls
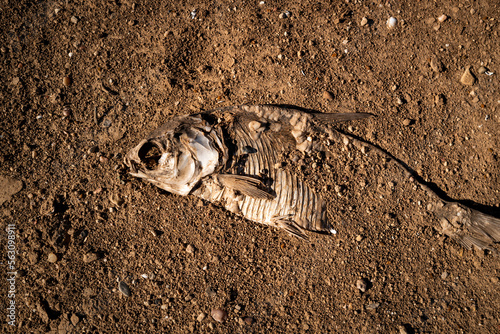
(125, 104), (500, 253)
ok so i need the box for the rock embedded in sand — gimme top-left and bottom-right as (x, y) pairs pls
(0, 175), (23, 205)
(119, 281), (131, 297)
(186, 244), (195, 254)
(323, 91), (334, 101)
(356, 278), (369, 292)
(460, 66), (475, 86)
(48, 253), (58, 263)
(437, 14), (448, 23)
(83, 252), (98, 263)
(430, 55), (444, 72)
(63, 76), (72, 86)
(197, 313), (206, 322)
(211, 308), (228, 322)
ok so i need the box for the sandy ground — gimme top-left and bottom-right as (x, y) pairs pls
(1, 0), (499, 333)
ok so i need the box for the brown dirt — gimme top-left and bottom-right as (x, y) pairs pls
(1, 1), (499, 333)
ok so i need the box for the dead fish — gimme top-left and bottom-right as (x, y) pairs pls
(125, 104), (500, 253)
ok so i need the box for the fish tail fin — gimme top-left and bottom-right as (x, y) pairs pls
(436, 202), (500, 255)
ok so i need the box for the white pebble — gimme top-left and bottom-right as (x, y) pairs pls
(386, 17), (397, 29)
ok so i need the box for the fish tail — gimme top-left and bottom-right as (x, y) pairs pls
(331, 129), (500, 253)
(436, 202), (500, 255)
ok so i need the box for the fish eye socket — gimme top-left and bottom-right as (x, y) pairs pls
(138, 142), (162, 169)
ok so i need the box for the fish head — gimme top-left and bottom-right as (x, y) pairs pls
(125, 116), (223, 196)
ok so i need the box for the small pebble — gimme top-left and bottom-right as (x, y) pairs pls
(243, 317), (254, 325)
(279, 11), (290, 19)
(70, 314), (79, 326)
(478, 66), (487, 74)
(211, 308), (228, 323)
(70, 16), (78, 24)
(63, 76), (72, 86)
(205, 287), (217, 297)
(402, 118), (412, 126)
(437, 14), (447, 23)
(62, 106), (71, 117)
(186, 244), (195, 254)
(366, 303), (380, 310)
(48, 253), (58, 263)
(360, 17), (368, 26)
(386, 17), (397, 29)
(430, 55), (444, 72)
(99, 156), (109, 163)
(197, 313), (206, 322)
(441, 271), (448, 279)
(323, 91), (334, 101)
(118, 281), (131, 297)
(355, 235), (363, 242)
(460, 66), (475, 86)
(356, 278), (369, 292)
(83, 252), (98, 263)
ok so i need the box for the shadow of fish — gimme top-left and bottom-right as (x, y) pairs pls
(125, 105), (500, 253)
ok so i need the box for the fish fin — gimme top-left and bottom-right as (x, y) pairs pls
(313, 112), (373, 122)
(436, 202), (500, 255)
(217, 174), (275, 200)
(273, 216), (310, 241)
